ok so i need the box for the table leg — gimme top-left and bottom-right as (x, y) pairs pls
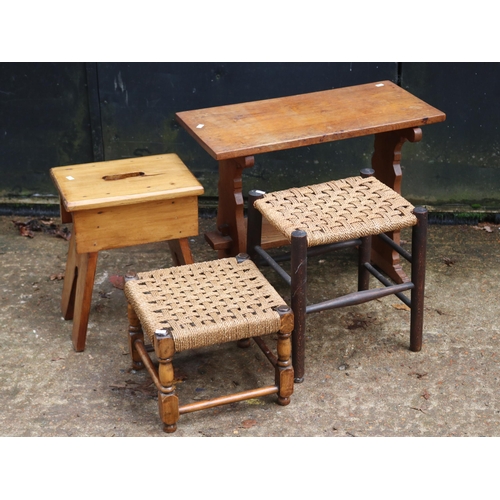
(61, 231), (98, 351)
(371, 127), (422, 284)
(168, 238), (194, 265)
(214, 156), (254, 257)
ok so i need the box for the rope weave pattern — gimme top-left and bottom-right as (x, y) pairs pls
(124, 257), (286, 352)
(254, 176), (417, 246)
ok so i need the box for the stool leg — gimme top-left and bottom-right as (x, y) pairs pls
(410, 207), (428, 352)
(168, 238), (194, 266)
(72, 251), (98, 352)
(358, 169), (374, 292)
(61, 231), (78, 320)
(246, 189), (264, 262)
(72, 253), (98, 352)
(155, 330), (179, 433)
(291, 230), (308, 383)
(358, 236), (372, 291)
(61, 231), (99, 351)
(127, 303), (145, 370)
(275, 306), (294, 405)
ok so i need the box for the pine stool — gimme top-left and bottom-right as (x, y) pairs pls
(50, 154), (204, 352)
(247, 169), (428, 382)
(124, 255), (294, 433)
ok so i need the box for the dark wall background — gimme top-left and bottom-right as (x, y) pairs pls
(1, 62), (498, 211)
(0, 63), (93, 198)
(399, 63), (500, 208)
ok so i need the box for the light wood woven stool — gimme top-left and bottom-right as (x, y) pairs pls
(50, 154), (204, 352)
(124, 254), (294, 433)
(247, 169), (428, 382)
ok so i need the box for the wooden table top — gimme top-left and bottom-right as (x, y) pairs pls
(176, 80), (446, 161)
(50, 154), (204, 212)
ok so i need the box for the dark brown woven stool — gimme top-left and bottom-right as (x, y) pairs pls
(247, 169), (428, 382)
(124, 254), (294, 433)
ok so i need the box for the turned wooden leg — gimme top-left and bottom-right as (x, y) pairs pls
(155, 329), (179, 433)
(410, 207), (428, 352)
(168, 238), (194, 266)
(216, 156), (254, 257)
(371, 127), (422, 284)
(275, 305), (294, 405)
(291, 229), (308, 383)
(127, 303), (145, 370)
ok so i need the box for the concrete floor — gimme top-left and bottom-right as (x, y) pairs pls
(1, 213), (500, 438)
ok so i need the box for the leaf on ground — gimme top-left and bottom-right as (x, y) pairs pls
(347, 319), (368, 330)
(50, 273), (65, 281)
(110, 379), (155, 396)
(422, 389), (431, 400)
(38, 218), (54, 225)
(13, 222), (35, 238)
(174, 369), (188, 383)
(12, 218), (71, 240)
(55, 228), (71, 241)
(241, 419), (257, 429)
(109, 275), (125, 290)
(476, 223), (499, 233)
(392, 303), (410, 311)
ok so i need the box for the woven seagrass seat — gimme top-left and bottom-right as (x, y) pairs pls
(253, 175), (417, 246)
(247, 169), (428, 382)
(124, 255), (294, 433)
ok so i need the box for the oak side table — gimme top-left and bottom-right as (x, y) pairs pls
(176, 80), (445, 284)
(50, 154), (204, 351)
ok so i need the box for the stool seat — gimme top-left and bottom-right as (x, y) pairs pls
(51, 154), (204, 253)
(254, 176), (417, 246)
(51, 153), (204, 212)
(124, 255), (295, 433)
(124, 257), (287, 352)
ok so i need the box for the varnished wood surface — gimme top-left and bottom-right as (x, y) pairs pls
(73, 196), (199, 253)
(176, 81), (446, 160)
(50, 153), (204, 212)
(52, 154), (203, 352)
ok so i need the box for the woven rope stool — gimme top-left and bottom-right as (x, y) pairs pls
(124, 254), (294, 433)
(247, 169), (428, 383)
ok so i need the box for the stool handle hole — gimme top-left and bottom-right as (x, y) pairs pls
(102, 171), (145, 181)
